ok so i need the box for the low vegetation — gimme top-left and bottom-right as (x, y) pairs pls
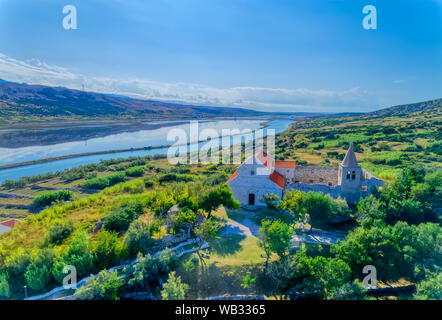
(0, 106), (440, 300)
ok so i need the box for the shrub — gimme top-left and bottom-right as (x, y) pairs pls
(33, 190), (74, 207)
(414, 273), (442, 300)
(104, 200), (144, 233)
(161, 272), (189, 300)
(144, 178), (156, 188)
(4, 249), (32, 293)
(93, 231), (124, 270)
(124, 221), (153, 256)
(108, 172), (127, 184)
(76, 270), (124, 300)
(0, 273), (10, 298)
(125, 166), (145, 177)
(46, 221), (74, 245)
(82, 173), (126, 190)
(52, 231), (94, 282)
(82, 176), (109, 189)
(24, 249), (55, 292)
(426, 141), (442, 155)
(125, 249), (178, 290)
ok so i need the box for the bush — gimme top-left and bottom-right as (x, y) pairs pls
(93, 231), (124, 270)
(426, 141), (442, 155)
(0, 273), (10, 298)
(144, 178), (156, 188)
(414, 273), (442, 300)
(161, 272), (189, 300)
(4, 249), (32, 294)
(76, 270), (124, 300)
(52, 231), (94, 282)
(104, 200), (144, 233)
(24, 249), (55, 292)
(82, 173), (126, 190)
(33, 190), (74, 207)
(124, 221), (153, 256)
(125, 166), (145, 177)
(82, 176), (110, 190)
(125, 249), (178, 290)
(46, 221), (74, 245)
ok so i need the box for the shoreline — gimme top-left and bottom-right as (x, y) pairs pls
(0, 119), (281, 171)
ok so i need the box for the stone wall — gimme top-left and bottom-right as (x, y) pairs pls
(292, 166), (339, 186)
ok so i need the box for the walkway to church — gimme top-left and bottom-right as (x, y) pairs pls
(222, 209), (346, 246)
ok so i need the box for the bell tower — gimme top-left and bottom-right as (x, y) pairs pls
(338, 143), (362, 201)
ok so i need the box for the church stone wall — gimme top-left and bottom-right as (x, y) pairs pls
(292, 166), (339, 186)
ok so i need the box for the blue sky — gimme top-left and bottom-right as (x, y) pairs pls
(0, 0), (441, 112)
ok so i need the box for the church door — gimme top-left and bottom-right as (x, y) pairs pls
(248, 193), (255, 206)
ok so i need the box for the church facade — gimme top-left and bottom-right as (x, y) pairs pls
(226, 143), (384, 207)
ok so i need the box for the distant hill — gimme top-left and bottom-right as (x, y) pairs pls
(370, 98), (442, 117)
(0, 81), (268, 121)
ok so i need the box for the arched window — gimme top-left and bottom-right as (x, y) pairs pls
(346, 171), (351, 179)
(352, 171), (356, 180)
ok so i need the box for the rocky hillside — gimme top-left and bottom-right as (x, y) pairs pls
(370, 98), (442, 116)
(0, 81), (264, 121)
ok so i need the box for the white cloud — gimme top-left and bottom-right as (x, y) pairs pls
(0, 53), (379, 112)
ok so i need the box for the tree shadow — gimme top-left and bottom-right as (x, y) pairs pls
(210, 233), (245, 257)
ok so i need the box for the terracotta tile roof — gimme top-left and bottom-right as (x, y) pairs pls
(269, 170), (285, 189)
(243, 151), (274, 170)
(226, 152), (285, 188)
(226, 169), (238, 183)
(341, 142), (359, 167)
(0, 219), (18, 228)
(275, 160), (296, 168)
(254, 151), (274, 170)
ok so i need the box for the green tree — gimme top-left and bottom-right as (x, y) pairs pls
(194, 218), (220, 250)
(24, 249), (55, 292)
(290, 249), (352, 299)
(356, 195), (387, 228)
(151, 191), (175, 217)
(414, 273), (442, 300)
(3, 248), (32, 296)
(258, 219), (294, 267)
(0, 273), (10, 298)
(53, 230), (94, 282)
(200, 184), (240, 218)
(260, 193), (280, 213)
(301, 192), (332, 230)
(161, 271), (189, 300)
(76, 270), (124, 300)
(279, 190), (307, 224)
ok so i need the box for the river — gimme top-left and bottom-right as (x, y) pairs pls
(0, 118), (293, 183)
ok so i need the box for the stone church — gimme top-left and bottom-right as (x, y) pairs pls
(226, 143), (384, 207)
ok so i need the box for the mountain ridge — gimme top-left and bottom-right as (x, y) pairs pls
(0, 81), (270, 121)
